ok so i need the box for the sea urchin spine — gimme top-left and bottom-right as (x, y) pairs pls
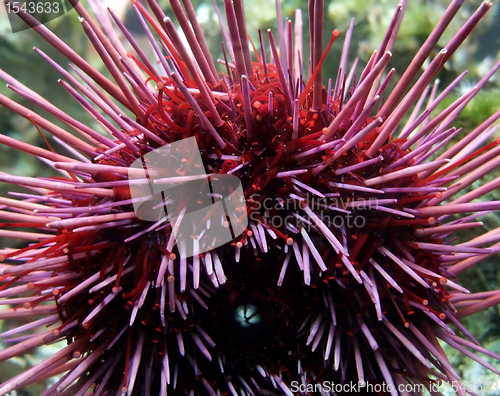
(1, 0), (500, 395)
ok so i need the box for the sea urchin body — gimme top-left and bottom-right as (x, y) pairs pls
(1, 0), (500, 395)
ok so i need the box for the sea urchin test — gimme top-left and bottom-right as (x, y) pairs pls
(0, 0), (500, 395)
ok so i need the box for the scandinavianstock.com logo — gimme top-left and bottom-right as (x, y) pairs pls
(128, 137), (248, 260)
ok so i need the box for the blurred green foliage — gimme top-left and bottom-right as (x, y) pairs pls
(0, 0), (499, 393)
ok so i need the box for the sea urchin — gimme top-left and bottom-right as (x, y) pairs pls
(1, 0), (500, 395)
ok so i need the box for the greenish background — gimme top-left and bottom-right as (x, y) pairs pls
(0, 0), (499, 394)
